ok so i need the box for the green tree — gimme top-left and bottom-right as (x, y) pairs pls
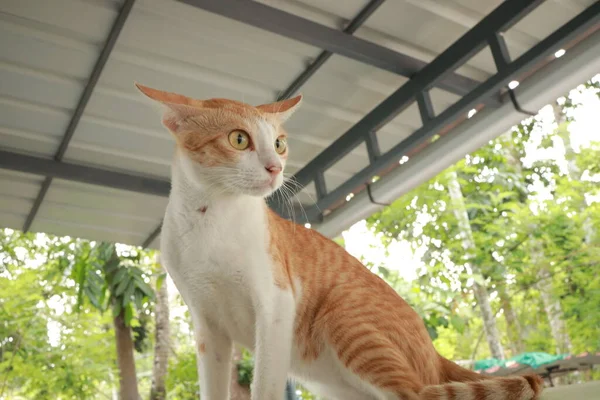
(151, 258), (170, 400)
(75, 242), (155, 400)
(0, 230), (115, 399)
(367, 76), (600, 365)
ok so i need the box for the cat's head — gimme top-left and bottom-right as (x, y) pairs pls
(135, 83), (302, 197)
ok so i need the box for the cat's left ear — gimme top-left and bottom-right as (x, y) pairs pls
(134, 82), (206, 134)
(256, 94), (302, 124)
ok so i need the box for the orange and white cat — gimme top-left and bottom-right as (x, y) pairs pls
(135, 83), (544, 400)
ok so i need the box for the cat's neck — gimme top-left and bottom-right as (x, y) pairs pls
(168, 152), (265, 215)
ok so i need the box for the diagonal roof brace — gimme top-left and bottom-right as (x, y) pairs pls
(177, 0), (488, 98)
(276, 0), (386, 101)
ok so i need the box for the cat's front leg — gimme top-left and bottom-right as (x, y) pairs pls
(192, 320), (233, 400)
(251, 289), (296, 400)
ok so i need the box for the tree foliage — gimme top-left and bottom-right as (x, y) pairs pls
(366, 77), (600, 362)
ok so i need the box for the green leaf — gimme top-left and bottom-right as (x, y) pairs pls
(156, 272), (167, 291)
(103, 259), (119, 274)
(83, 286), (101, 310)
(134, 290), (144, 310)
(112, 301), (122, 318)
(101, 242), (116, 261)
(112, 268), (127, 286)
(129, 317), (141, 328)
(464, 203), (492, 211)
(450, 315), (466, 334)
(133, 275), (154, 299)
(115, 274), (131, 296)
(124, 303), (134, 326)
(98, 283), (108, 310)
(74, 261), (88, 311)
(123, 281), (135, 305)
(425, 324), (438, 340)
(471, 273), (486, 286)
(501, 202), (522, 212)
(378, 266), (390, 279)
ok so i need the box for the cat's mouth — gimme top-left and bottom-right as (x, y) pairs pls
(250, 177), (281, 195)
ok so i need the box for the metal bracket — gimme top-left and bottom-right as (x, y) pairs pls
(366, 184), (391, 207)
(507, 88), (537, 116)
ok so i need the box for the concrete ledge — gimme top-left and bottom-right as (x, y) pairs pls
(540, 380), (600, 399)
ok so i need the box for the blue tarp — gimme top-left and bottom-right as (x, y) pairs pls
(474, 352), (567, 371)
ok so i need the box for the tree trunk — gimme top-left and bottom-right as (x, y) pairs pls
(553, 101), (595, 244)
(150, 264), (170, 400)
(113, 313), (140, 400)
(498, 284), (524, 355)
(502, 126), (573, 355)
(230, 346), (251, 400)
(528, 101), (573, 354)
(535, 265), (572, 354)
(490, 132), (527, 356)
(446, 170), (505, 360)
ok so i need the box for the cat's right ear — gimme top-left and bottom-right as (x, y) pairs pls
(134, 82), (205, 134)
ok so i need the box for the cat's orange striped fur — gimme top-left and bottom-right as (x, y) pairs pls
(136, 83), (544, 400)
(268, 210), (543, 400)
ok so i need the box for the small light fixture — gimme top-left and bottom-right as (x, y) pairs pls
(304, 223), (311, 229)
(467, 108), (477, 118)
(508, 80), (520, 90)
(346, 193), (354, 201)
(399, 155), (409, 165)
(554, 49), (566, 58)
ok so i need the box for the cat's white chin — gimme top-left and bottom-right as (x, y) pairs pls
(244, 181), (282, 198)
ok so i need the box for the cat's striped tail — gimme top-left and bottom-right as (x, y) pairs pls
(420, 357), (544, 400)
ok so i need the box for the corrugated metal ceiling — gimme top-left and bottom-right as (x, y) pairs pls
(0, 0), (598, 248)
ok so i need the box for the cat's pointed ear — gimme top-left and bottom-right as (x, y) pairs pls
(134, 82), (205, 133)
(256, 94), (302, 124)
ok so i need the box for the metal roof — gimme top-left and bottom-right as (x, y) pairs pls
(0, 0), (599, 248)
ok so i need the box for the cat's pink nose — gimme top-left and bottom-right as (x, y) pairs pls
(265, 164), (282, 176)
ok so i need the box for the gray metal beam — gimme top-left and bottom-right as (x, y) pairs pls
(297, 0), (600, 222)
(0, 149), (313, 246)
(177, 0), (485, 97)
(416, 90), (435, 124)
(0, 150), (170, 197)
(21, 0), (136, 232)
(142, 222), (163, 248)
(276, 0), (385, 101)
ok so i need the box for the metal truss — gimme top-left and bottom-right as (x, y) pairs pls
(279, 0), (600, 223)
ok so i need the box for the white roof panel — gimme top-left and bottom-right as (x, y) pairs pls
(31, 178), (165, 245)
(0, 0), (597, 247)
(0, 170), (44, 230)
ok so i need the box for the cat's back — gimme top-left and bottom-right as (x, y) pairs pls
(268, 209), (439, 381)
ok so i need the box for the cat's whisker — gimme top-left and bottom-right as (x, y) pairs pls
(279, 184), (296, 227)
(281, 183), (310, 227)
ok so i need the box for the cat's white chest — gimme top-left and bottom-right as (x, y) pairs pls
(160, 198), (273, 348)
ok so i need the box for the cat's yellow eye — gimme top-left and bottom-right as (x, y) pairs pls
(274, 136), (287, 154)
(228, 130), (250, 150)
